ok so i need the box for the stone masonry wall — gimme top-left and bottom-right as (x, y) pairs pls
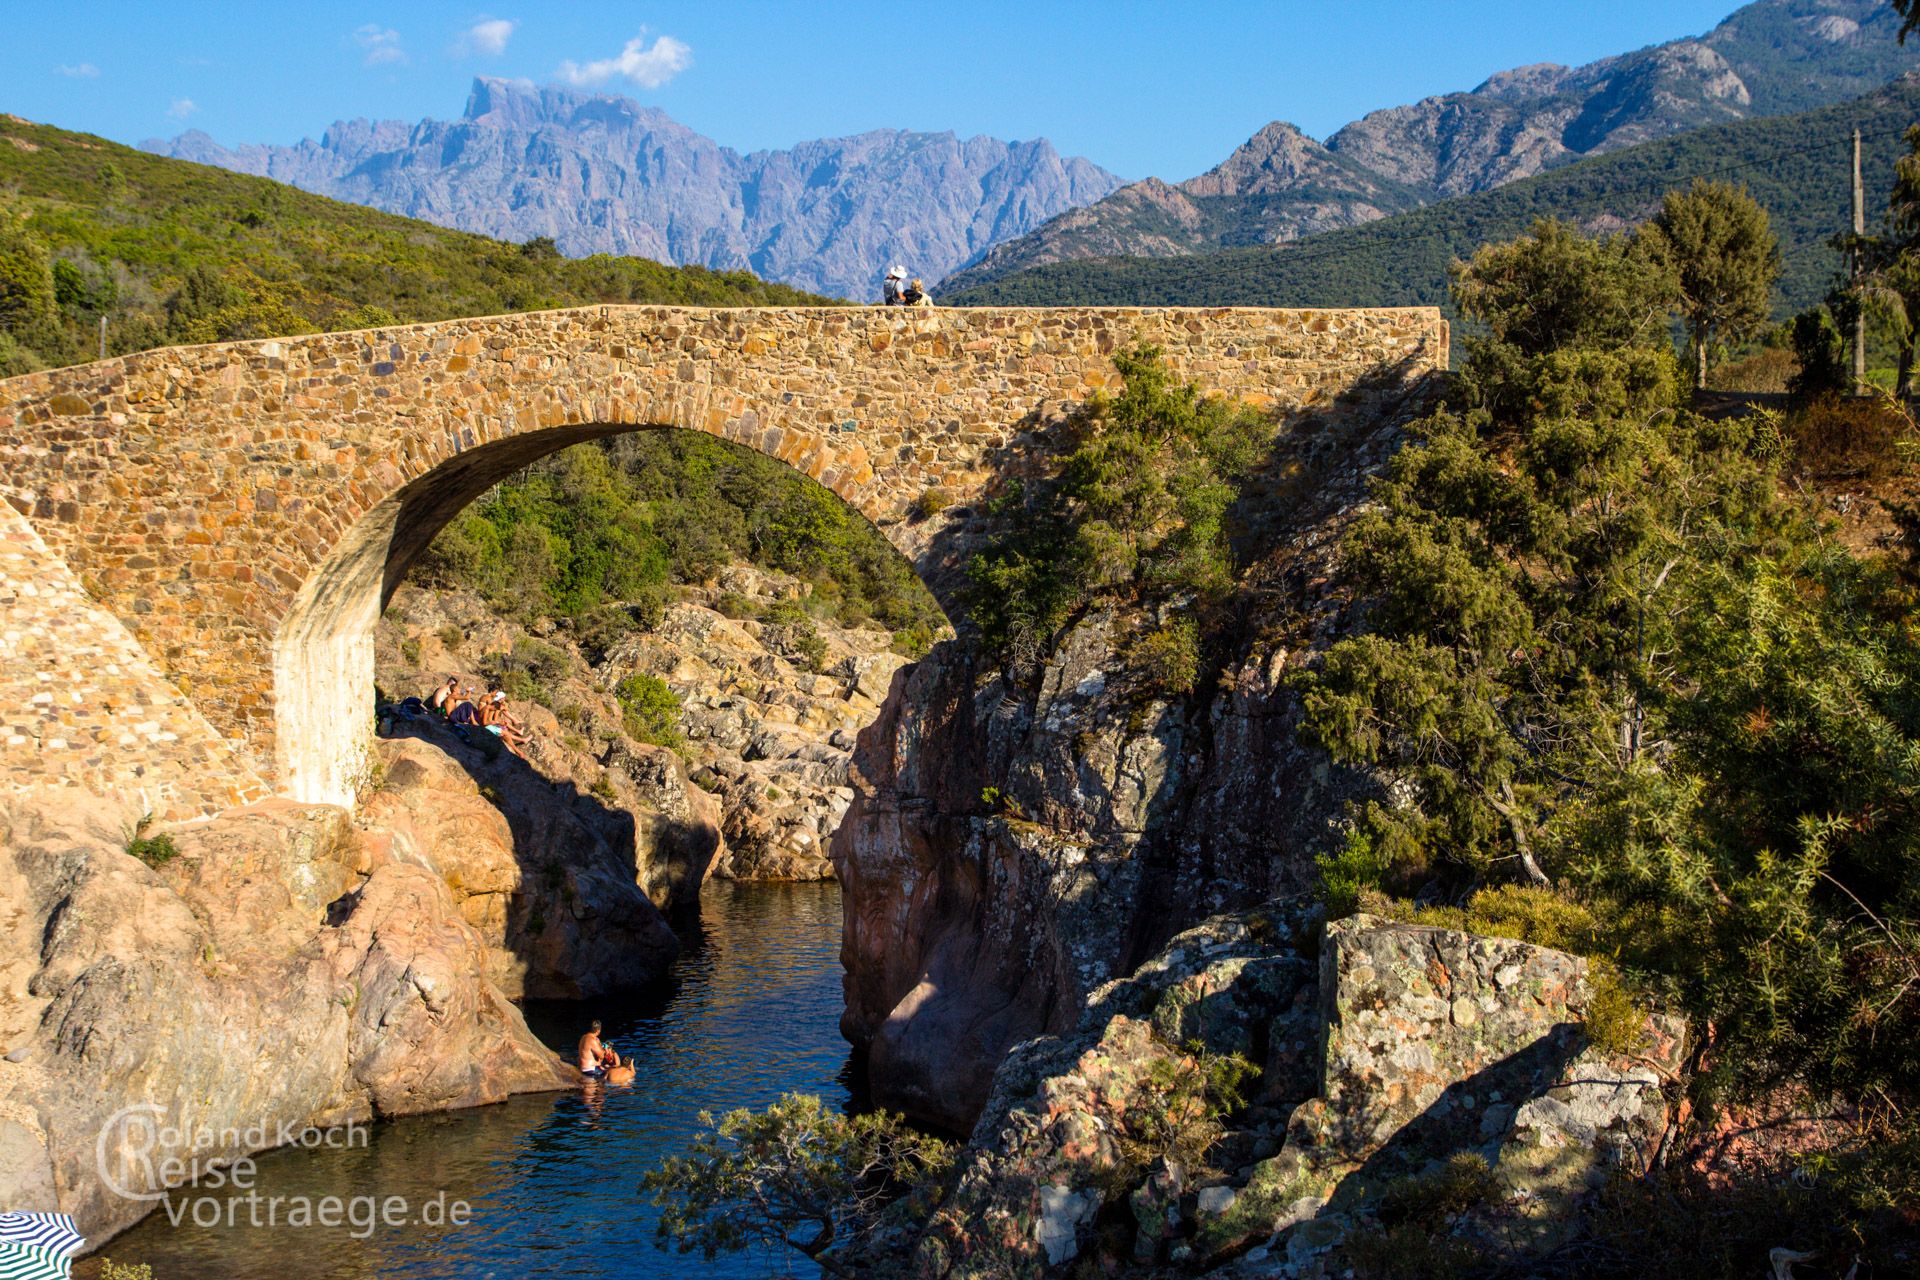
(0, 501), (267, 819)
(0, 305), (1445, 804)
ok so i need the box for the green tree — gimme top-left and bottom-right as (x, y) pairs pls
(967, 344), (1267, 666)
(644, 1093), (952, 1277)
(1450, 216), (1677, 358)
(1448, 217), (1678, 420)
(0, 214), (60, 353)
(1645, 180), (1781, 388)
(1299, 217), (1920, 1105)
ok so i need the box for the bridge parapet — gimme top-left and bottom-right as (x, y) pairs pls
(0, 305), (1445, 811)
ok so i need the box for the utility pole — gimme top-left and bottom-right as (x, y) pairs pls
(1854, 127), (1867, 396)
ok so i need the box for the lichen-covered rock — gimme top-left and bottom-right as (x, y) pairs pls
(377, 574), (906, 887)
(1196, 915), (1685, 1267)
(895, 903), (1320, 1277)
(610, 582), (910, 883)
(878, 906), (1684, 1278)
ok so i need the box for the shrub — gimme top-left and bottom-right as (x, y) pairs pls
(645, 1093), (952, 1274)
(591, 772), (618, 803)
(1123, 618), (1201, 696)
(1708, 344), (1797, 393)
(125, 813), (179, 868)
(966, 344), (1267, 665)
(1118, 1040), (1257, 1175)
(711, 591), (755, 619)
(911, 486), (951, 520)
(1579, 963), (1642, 1057)
(890, 620), (937, 660)
(398, 635), (422, 665)
(761, 599), (829, 672)
(1376, 1152), (1500, 1227)
(1786, 392), (1914, 481)
(1788, 306), (1849, 398)
(1341, 1223), (1482, 1280)
(616, 672), (682, 747)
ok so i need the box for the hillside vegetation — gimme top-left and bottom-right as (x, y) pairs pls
(0, 112), (832, 375)
(943, 79), (1920, 315)
(417, 432), (945, 665)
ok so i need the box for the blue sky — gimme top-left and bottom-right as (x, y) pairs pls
(9, 1), (1749, 180)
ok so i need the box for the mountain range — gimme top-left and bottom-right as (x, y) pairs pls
(939, 76), (1920, 315)
(148, 77), (1122, 301)
(940, 0), (1917, 295)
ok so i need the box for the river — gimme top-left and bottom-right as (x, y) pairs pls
(88, 881), (849, 1280)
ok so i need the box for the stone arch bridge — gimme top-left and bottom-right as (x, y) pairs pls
(0, 305), (1444, 817)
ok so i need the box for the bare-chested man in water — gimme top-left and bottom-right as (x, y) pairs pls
(577, 1020), (617, 1079)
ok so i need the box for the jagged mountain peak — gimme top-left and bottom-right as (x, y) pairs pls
(1178, 122), (1330, 198)
(147, 84), (1123, 299)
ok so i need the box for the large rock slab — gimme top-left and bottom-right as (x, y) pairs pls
(870, 906), (1684, 1278)
(0, 789), (573, 1244)
(359, 733), (685, 999)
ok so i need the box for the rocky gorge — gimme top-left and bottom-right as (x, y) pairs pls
(0, 546), (912, 1244)
(7, 306), (1875, 1274)
(833, 366), (1427, 1134)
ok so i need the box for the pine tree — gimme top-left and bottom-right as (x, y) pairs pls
(1645, 180), (1781, 389)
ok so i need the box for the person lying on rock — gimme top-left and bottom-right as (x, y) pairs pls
(577, 1020), (619, 1079)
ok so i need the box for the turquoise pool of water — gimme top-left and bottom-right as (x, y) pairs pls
(91, 881), (849, 1279)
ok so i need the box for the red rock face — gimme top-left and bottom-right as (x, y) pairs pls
(833, 645), (1073, 1132)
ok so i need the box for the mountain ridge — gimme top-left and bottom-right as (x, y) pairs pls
(939, 76), (1920, 316)
(149, 77), (1125, 300)
(941, 0), (1915, 294)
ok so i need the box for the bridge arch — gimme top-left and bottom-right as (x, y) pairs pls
(0, 304), (1445, 813)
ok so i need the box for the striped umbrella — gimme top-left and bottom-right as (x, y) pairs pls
(0, 1242), (70, 1280)
(0, 1212), (82, 1280)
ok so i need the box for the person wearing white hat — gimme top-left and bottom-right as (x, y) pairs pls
(882, 265), (907, 306)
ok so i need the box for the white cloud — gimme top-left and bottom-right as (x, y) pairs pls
(354, 24), (407, 67)
(56, 62), (100, 78)
(458, 18), (516, 57)
(166, 97), (198, 120)
(558, 32), (691, 90)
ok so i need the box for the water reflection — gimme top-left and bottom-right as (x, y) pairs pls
(88, 882), (848, 1279)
